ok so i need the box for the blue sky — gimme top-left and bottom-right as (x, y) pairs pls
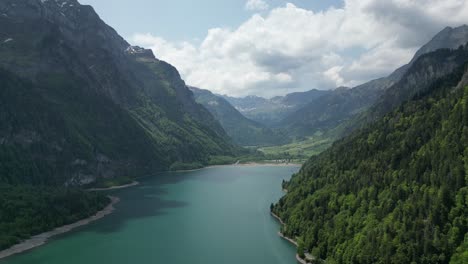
(80, 0), (468, 97)
(81, 0), (343, 41)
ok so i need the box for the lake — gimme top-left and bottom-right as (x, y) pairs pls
(2, 165), (300, 264)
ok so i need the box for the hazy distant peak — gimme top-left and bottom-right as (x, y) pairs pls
(335, 86), (350, 90)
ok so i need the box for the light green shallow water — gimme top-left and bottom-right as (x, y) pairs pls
(2, 165), (300, 264)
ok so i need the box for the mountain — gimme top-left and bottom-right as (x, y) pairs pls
(277, 85), (383, 137)
(190, 87), (288, 146)
(272, 45), (468, 263)
(0, 0), (235, 186)
(223, 89), (331, 126)
(279, 25), (468, 138)
(271, 89), (335, 108)
(388, 25), (468, 82)
(345, 45), (468, 134)
(0, 0), (239, 251)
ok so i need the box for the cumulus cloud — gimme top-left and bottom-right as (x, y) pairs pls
(131, 0), (468, 97)
(245, 0), (269, 11)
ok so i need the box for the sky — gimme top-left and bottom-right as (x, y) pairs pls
(80, 0), (468, 98)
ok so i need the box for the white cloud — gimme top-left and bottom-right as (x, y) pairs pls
(245, 0), (269, 11)
(131, 0), (468, 97)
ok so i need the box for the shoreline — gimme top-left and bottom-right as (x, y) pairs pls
(0, 196), (120, 260)
(270, 212), (311, 264)
(172, 162), (302, 173)
(87, 181), (139, 191)
(237, 162), (303, 166)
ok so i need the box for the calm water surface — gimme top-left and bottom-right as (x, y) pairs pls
(2, 165), (299, 264)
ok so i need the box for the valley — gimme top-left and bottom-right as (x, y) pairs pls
(0, 1), (467, 264)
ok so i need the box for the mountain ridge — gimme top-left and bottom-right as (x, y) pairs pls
(0, 0), (235, 186)
(278, 25), (468, 138)
(190, 87), (287, 146)
(273, 44), (468, 264)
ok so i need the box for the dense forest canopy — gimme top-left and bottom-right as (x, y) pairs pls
(273, 57), (468, 263)
(0, 185), (109, 250)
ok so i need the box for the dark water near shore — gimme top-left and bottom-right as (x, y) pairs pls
(3, 165), (299, 264)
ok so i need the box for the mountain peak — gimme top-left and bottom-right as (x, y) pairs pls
(412, 25), (468, 62)
(125, 45), (157, 60)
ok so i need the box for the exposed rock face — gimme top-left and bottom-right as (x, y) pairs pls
(367, 44), (468, 122)
(413, 25), (468, 62)
(390, 25), (468, 81)
(456, 68), (468, 90)
(0, 0), (234, 186)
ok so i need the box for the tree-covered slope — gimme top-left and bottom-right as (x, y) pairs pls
(0, 185), (109, 250)
(279, 25), (468, 139)
(278, 85), (385, 138)
(340, 45), (468, 138)
(0, 0), (235, 185)
(0, 69), (164, 185)
(272, 63), (468, 263)
(191, 87), (287, 146)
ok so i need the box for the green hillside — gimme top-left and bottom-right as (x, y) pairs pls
(272, 55), (468, 263)
(0, 0), (236, 186)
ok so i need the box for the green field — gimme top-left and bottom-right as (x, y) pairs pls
(258, 135), (334, 160)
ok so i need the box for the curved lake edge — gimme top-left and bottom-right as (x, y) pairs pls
(271, 212), (313, 264)
(172, 162), (303, 173)
(0, 196), (120, 260)
(87, 181), (140, 191)
(3, 165), (303, 264)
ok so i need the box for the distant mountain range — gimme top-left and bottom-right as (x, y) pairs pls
(190, 87), (287, 146)
(223, 89), (331, 126)
(222, 25), (468, 141)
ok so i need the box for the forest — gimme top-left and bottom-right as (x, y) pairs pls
(272, 64), (468, 263)
(0, 185), (109, 250)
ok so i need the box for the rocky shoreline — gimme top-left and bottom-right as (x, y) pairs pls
(0, 196), (120, 260)
(271, 212), (313, 264)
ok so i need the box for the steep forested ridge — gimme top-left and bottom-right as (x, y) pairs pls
(279, 25), (468, 139)
(0, 0), (235, 186)
(348, 46), (468, 133)
(272, 50), (468, 263)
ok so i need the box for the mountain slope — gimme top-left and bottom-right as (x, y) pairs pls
(272, 47), (468, 264)
(190, 87), (287, 146)
(0, 0), (235, 185)
(280, 25), (468, 138)
(277, 85), (383, 137)
(340, 43), (468, 137)
(223, 89), (331, 126)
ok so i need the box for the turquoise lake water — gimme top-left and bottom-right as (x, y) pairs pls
(2, 165), (299, 264)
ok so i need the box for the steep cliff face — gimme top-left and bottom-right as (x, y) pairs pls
(0, 0), (235, 185)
